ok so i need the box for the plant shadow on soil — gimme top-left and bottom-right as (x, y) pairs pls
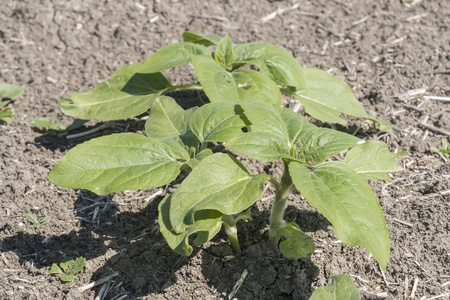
(1, 173), (327, 299)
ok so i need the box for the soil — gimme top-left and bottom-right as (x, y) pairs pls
(1, 0), (449, 299)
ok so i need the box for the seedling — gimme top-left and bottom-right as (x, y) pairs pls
(49, 257), (85, 282)
(0, 83), (22, 125)
(310, 274), (360, 300)
(26, 213), (50, 228)
(49, 33), (406, 276)
(430, 138), (449, 158)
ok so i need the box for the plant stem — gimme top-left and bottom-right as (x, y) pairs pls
(268, 160), (294, 242)
(165, 83), (203, 93)
(222, 215), (241, 253)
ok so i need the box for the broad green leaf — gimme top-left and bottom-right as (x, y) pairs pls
(293, 68), (391, 132)
(280, 109), (359, 166)
(169, 153), (269, 233)
(60, 63), (172, 120)
(145, 96), (197, 160)
(182, 148), (214, 171)
(215, 35), (234, 70)
(310, 274), (360, 300)
(0, 83), (23, 100)
(182, 31), (222, 46)
(159, 194), (223, 256)
(59, 257), (75, 273)
(31, 118), (67, 131)
(277, 222), (315, 259)
(0, 108), (13, 118)
(48, 264), (63, 275)
(70, 257), (86, 274)
(193, 55), (282, 110)
(344, 141), (407, 181)
(289, 161), (390, 269)
(233, 42), (306, 89)
(226, 104), (358, 164)
(48, 133), (182, 195)
(140, 42), (213, 73)
(189, 103), (245, 144)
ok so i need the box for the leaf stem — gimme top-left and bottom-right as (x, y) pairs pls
(268, 161), (294, 242)
(222, 215), (241, 253)
(165, 83), (203, 93)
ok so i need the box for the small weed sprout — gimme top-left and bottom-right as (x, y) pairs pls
(26, 213), (50, 228)
(48, 257), (86, 282)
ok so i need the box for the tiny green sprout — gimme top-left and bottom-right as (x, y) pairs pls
(26, 213), (50, 228)
(48, 257), (86, 282)
(430, 138), (449, 158)
(0, 83), (22, 125)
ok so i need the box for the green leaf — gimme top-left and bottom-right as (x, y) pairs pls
(140, 42), (213, 73)
(226, 104), (359, 163)
(293, 68), (391, 132)
(0, 108), (13, 118)
(145, 96), (197, 161)
(48, 133), (182, 195)
(70, 257), (86, 274)
(189, 103), (245, 144)
(182, 31), (222, 46)
(59, 257), (75, 273)
(276, 222), (315, 259)
(215, 35), (234, 70)
(48, 263), (63, 275)
(31, 118), (67, 131)
(26, 213), (39, 225)
(289, 161), (390, 269)
(192, 55), (282, 110)
(310, 274), (360, 300)
(233, 42), (306, 89)
(59, 274), (75, 282)
(59, 63), (172, 120)
(158, 194), (223, 256)
(169, 153), (269, 233)
(344, 141), (407, 181)
(40, 216), (50, 226)
(0, 83), (23, 100)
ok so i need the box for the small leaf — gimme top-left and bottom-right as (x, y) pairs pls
(233, 43), (306, 89)
(59, 274), (75, 282)
(48, 263), (63, 275)
(293, 68), (391, 132)
(289, 161), (390, 269)
(31, 118), (67, 131)
(234, 209), (253, 223)
(59, 257), (74, 273)
(70, 257), (86, 274)
(60, 64), (172, 120)
(26, 213), (39, 225)
(193, 55), (282, 110)
(310, 274), (360, 300)
(215, 35), (234, 70)
(40, 216), (51, 226)
(277, 222), (315, 259)
(158, 194), (222, 256)
(0, 83), (23, 100)
(182, 31), (222, 46)
(344, 141), (407, 181)
(189, 103), (246, 144)
(140, 42), (213, 73)
(48, 133), (182, 195)
(169, 153), (269, 233)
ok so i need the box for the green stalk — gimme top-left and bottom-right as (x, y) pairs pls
(222, 215), (241, 253)
(268, 161), (294, 242)
(165, 83), (203, 93)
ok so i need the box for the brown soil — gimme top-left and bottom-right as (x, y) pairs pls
(1, 1), (449, 299)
